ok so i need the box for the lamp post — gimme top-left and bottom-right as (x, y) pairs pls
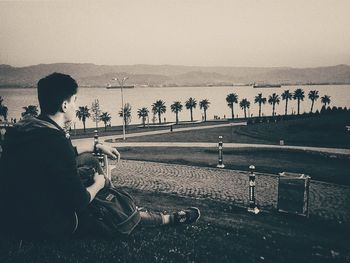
(112, 77), (128, 140)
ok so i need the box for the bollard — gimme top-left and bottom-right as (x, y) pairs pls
(248, 165), (260, 214)
(93, 130), (98, 145)
(93, 130), (104, 168)
(93, 130), (110, 180)
(217, 136), (225, 168)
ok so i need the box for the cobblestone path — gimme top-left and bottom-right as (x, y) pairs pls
(111, 160), (350, 223)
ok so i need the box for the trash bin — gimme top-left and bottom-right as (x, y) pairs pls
(277, 172), (311, 217)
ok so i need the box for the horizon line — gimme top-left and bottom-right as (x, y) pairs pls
(1, 62), (350, 70)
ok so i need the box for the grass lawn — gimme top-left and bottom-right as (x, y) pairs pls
(69, 120), (229, 140)
(236, 113), (350, 148)
(123, 113), (350, 149)
(1, 189), (349, 263)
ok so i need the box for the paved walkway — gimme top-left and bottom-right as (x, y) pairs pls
(110, 160), (350, 223)
(113, 142), (350, 156)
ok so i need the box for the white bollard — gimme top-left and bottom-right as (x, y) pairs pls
(217, 136), (225, 168)
(248, 165), (260, 214)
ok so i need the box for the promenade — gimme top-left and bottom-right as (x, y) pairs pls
(110, 160), (350, 223)
(72, 123), (350, 223)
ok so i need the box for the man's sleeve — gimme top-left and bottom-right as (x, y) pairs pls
(46, 137), (91, 212)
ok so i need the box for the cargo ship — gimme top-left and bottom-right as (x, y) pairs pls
(253, 83), (281, 88)
(106, 84), (134, 89)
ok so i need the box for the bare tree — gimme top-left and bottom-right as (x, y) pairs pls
(91, 99), (101, 128)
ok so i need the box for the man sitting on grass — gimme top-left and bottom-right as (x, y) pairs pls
(0, 72), (200, 239)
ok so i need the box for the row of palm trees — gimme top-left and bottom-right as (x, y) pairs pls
(73, 97), (210, 132)
(226, 89), (331, 118)
(137, 98), (210, 127)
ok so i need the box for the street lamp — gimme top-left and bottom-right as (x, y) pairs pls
(112, 76), (129, 140)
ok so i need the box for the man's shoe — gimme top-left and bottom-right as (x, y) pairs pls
(173, 207), (200, 225)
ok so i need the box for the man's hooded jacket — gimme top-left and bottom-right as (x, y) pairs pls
(0, 116), (90, 239)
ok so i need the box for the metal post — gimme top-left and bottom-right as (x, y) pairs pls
(113, 77), (128, 140)
(217, 136), (225, 168)
(120, 84), (126, 140)
(93, 129), (98, 146)
(92, 130), (111, 183)
(248, 165), (260, 214)
(93, 130), (104, 170)
(117, 77), (128, 141)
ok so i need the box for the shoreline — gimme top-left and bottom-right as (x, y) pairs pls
(1, 82), (350, 89)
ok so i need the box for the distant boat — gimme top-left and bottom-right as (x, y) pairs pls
(106, 84), (134, 89)
(253, 83), (281, 88)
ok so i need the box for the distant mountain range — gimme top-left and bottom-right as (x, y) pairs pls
(1, 63), (350, 88)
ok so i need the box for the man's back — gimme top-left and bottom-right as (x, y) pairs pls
(0, 116), (89, 239)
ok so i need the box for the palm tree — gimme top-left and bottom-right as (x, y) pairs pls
(199, 99), (210, 122)
(268, 93), (280, 116)
(254, 93), (266, 118)
(119, 103), (132, 128)
(321, 95), (331, 108)
(170, 101), (183, 124)
(100, 112), (111, 131)
(226, 93), (238, 119)
(281, 90), (293, 116)
(137, 107), (149, 127)
(293, 88), (305, 115)
(0, 96), (8, 121)
(152, 100), (166, 124)
(21, 105), (39, 118)
(239, 98), (250, 119)
(185, 97), (197, 122)
(308, 90), (319, 113)
(75, 106), (90, 133)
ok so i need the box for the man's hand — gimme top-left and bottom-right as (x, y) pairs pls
(96, 143), (121, 162)
(87, 172), (106, 202)
(93, 172), (106, 190)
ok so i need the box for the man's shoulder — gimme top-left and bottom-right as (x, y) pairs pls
(19, 127), (67, 146)
(38, 130), (72, 149)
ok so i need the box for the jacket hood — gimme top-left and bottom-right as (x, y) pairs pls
(13, 116), (60, 133)
(4, 116), (63, 147)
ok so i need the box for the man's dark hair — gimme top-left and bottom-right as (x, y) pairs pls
(37, 72), (78, 115)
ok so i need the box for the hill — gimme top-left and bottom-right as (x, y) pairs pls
(0, 63), (349, 87)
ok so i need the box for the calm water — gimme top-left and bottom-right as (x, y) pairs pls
(1, 85), (349, 129)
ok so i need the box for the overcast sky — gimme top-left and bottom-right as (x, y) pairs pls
(1, 0), (350, 68)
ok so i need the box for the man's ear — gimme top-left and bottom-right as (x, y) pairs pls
(61, 101), (68, 113)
